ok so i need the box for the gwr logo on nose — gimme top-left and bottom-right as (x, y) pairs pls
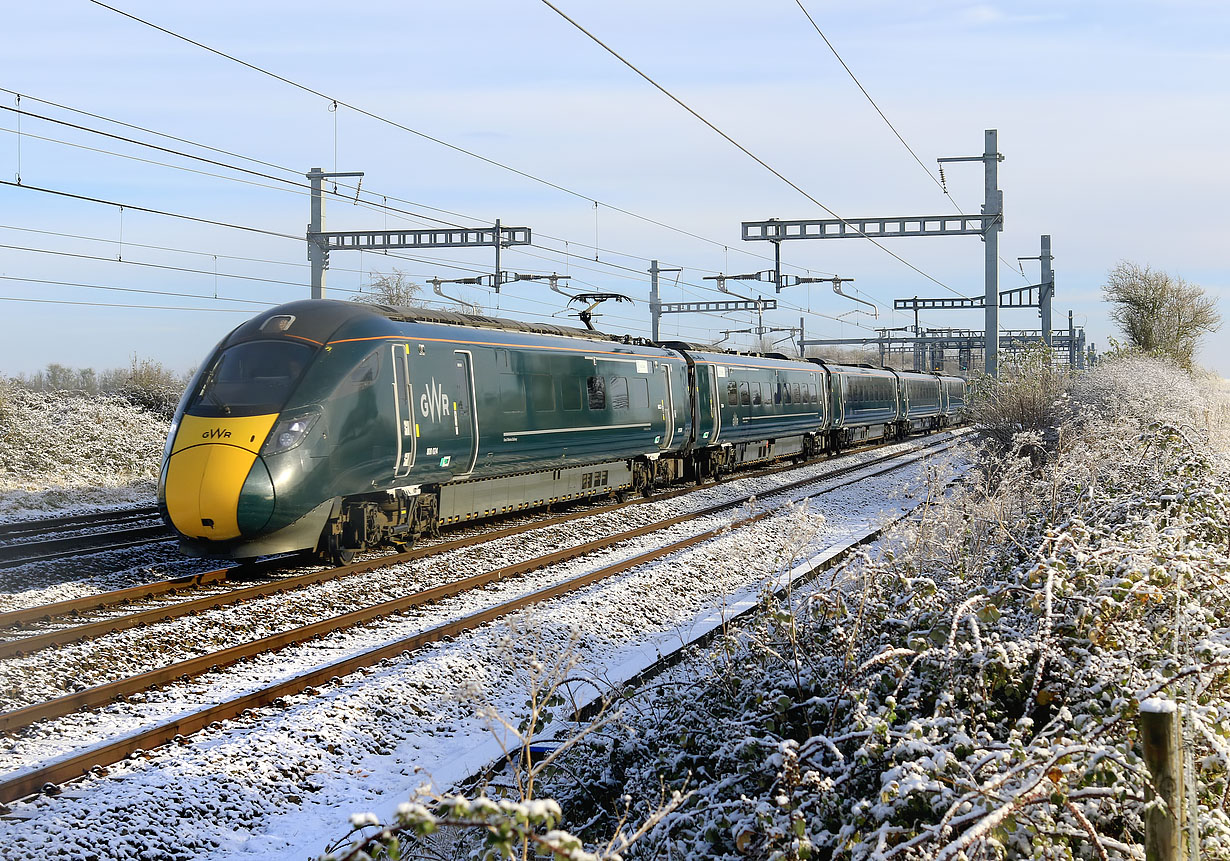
(201, 428), (232, 439)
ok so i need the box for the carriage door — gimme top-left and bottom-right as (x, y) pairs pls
(391, 343), (416, 477)
(709, 364), (722, 443)
(659, 367), (675, 450)
(451, 351), (479, 476)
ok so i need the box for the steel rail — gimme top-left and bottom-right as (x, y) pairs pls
(0, 505), (161, 539)
(0, 430), (966, 648)
(0, 442), (943, 729)
(478, 476), (964, 789)
(0, 439), (956, 803)
(0, 526), (174, 569)
(0, 560), (282, 630)
(0, 484), (697, 656)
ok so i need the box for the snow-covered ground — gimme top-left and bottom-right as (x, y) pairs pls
(0, 384), (169, 523)
(0, 435), (964, 860)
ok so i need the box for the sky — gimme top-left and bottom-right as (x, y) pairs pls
(2, 0), (1228, 377)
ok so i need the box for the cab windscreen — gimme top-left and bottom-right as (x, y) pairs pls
(186, 340), (314, 418)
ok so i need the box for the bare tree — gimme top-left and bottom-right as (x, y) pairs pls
(1103, 261), (1221, 370)
(352, 268), (424, 306)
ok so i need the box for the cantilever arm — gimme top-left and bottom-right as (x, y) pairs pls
(430, 277), (481, 311)
(832, 278), (878, 318)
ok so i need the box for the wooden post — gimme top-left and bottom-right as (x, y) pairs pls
(1141, 697), (1183, 861)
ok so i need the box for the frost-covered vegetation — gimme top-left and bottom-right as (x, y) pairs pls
(0, 375), (172, 517)
(337, 355), (1230, 860)
(10, 356), (188, 421)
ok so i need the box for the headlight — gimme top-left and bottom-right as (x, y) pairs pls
(161, 416), (180, 464)
(262, 409), (321, 456)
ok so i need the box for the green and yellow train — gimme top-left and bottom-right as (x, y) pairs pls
(158, 300), (964, 561)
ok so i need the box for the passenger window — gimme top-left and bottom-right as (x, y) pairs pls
(792, 383), (802, 404)
(629, 377), (649, 409)
(609, 376), (630, 410)
(783, 383), (792, 405)
(739, 381), (750, 406)
(727, 381), (738, 406)
(587, 376), (606, 410)
(528, 374), (555, 412)
(499, 374), (525, 413)
(774, 382), (782, 405)
(562, 379), (582, 411)
(751, 383), (762, 406)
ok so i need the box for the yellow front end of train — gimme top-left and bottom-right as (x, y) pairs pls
(162, 413), (279, 541)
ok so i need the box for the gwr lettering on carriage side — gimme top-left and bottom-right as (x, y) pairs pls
(419, 378), (451, 423)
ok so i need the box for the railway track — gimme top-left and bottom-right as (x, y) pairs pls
(0, 526), (175, 571)
(0, 506), (172, 570)
(0, 505), (161, 541)
(0, 434), (961, 804)
(0, 429), (967, 651)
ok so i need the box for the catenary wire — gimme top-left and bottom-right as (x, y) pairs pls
(0, 180), (300, 241)
(790, 1), (1028, 283)
(0, 274), (272, 306)
(2, 115), (797, 293)
(0, 243), (309, 289)
(0, 105), (305, 190)
(88, 0), (769, 255)
(3, 87), (837, 297)
(536, 0), (969, 301)
(3, 86), (804, 275)
(3, 99), (937, 337)
(0, 295), (258, 313)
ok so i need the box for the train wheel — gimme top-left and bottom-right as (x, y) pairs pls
(318, 521), (360, 566)
(330, 543), (358, 566)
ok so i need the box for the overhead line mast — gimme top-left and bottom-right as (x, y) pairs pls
(744, 130), (1005, 375)
(306, 168), (531, 300)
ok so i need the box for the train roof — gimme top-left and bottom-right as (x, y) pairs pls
(370, 304), (619, 342)
(226, 299), (659, 350)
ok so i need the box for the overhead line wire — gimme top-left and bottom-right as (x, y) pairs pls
(790, 1), (1027, 283)
(0, 105), (303, 189)
(0, 295), (256, 313)
(88, 0), (748, 255)
(0, 180), (300, 241)
(0, 274), (271, 306)
(81, 3), (854, 284)
(791, 0), (954, 204)
(0, 243), (309, 289)
(0, 125), (314, 201)
(0, 122), (472, 232)
(5, 86), (811, 289)
(0, 86), (300, 181)
(0, 223), (321, 271)
(536, 0), (967, 300)
(5, 81), (895, 333)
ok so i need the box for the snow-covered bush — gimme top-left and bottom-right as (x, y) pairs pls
(536, 359), (1230, 859)
(964, 346), (1071, 456)
(0, 378), (169, 515)
(12, 357), (188, 421)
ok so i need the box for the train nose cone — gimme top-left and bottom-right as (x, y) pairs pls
(163, 415), (278, 541)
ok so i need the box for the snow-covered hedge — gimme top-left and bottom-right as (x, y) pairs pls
(529, 356), (1230, 859)
(0, 379), (169, 516)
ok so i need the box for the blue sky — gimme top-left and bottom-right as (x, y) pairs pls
(2, 1), (1228, 375)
